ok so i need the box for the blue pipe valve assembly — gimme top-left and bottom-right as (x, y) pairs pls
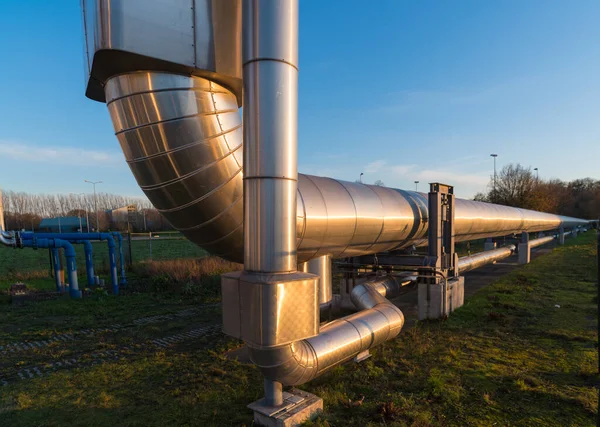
(16, 231), (126, 297)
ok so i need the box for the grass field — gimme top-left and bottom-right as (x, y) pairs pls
(0, 236), (209, 284)
(0, 232), (597, 426)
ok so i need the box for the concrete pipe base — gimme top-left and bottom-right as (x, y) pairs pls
(248, 388), (323, 427)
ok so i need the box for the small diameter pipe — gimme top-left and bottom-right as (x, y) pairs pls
(263, 378), (283, 407)
(458, 245), (516, 274)
(81, 240), (95, 287)
(529, 235), (555, 249)
(51, 248), (63, 293)
(21, 232), (120, 294)
(23, 238), (81, 298)
(112, 232), (127, 286)
(107, 237), (119, 295)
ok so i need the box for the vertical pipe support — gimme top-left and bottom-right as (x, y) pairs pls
(112, 232), (127, 286)
(484, 238), (496, 252)
(302, 255), (333, 313)
(559, 226), (565, 245)
(62, 240), (81, 299)
(51, 248), (62, 293)
(243, 0), (299, 273)
(106, 236), (119, 295)
(240, 0), (318, 413)
(518, 231), (530, 265)
(82, 240), (95, 287)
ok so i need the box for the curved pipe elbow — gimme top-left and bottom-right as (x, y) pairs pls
(55, 239), (76, 258)
(249, 276), (405, 386)
(0, 231), (15, 247)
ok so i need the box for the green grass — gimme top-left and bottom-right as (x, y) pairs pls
(0, 233), (597, 426)
(0, 237), (209, 280)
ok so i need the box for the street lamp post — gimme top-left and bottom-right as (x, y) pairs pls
(85, 180), (102, 232)
(534, 167), (539, 181)
(490, 154), (498, 197)
(359, 172), (364, 183)
(414, 180), (419, 191)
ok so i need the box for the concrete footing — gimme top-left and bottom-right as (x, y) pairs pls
(418, 276), (464, 320)
(559, 227), (565, 245)
(518, 231), (530, 265)
(484, 238), (497, 264)
(248, 388), (323, 427)
(518, 242), (530, 265)
(484, 238), (496, 252)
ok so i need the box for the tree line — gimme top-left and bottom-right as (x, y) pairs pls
(473, 163), (600, 219)
(1, 191), (172, 232)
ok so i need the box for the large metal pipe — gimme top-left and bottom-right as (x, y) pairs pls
(242, 0), (300, 406)
(81, 1), (590, 394)
(103, 72), (587, 264)
(249, 276), (404, 386)
(243, 0), (299, 273)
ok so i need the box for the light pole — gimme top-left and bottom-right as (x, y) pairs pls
(85, 180), (102, 231)
(534, 167), (539, 181)
(359, 172), (364, 183)
(490, 154), (498, 197)
(414, 180), (419, 191)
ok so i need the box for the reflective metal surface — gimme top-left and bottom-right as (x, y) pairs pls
(248, 276), (404, 386)
(0, 228), (15, 246)
(102, 72), (587, 264)
(300, 255), (332, 308)
(457, 245), (516, 274)
(221, 271), (319, 347)
(86, 1), (590, 393)
(529, 235), (555, 249)
(243, 0), (299, 273)
(105, 72), (244, 261)
(82, 0), (242, 103)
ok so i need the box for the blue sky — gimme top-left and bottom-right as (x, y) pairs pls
(0, 0), (598, 199)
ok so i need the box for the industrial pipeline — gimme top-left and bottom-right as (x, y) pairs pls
(78, 0), (591, 420)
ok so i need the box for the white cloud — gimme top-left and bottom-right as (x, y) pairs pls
(0, 141), (125, 167)
(390, 164), (417, 175)
(359, 160), (489, 197)
(414, 169), (489, 187)
(364, 160), (387, 173)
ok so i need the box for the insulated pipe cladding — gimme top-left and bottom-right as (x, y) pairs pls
(81, 0), (590, 395)
(103, 71), (587, 264)
(300, 255), (333, 311)
(249, 275), (405, 386)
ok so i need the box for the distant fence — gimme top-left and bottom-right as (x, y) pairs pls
(121, 231), (209, 266)
(0, 231), (210, 278)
